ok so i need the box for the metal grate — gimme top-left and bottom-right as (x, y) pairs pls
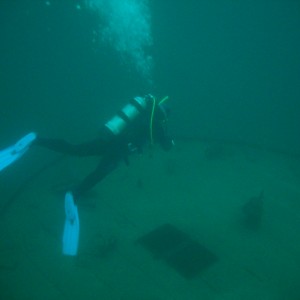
(137, 224), (218, 279)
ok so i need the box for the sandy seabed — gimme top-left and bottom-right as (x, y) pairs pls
(1, 140), (300, 300)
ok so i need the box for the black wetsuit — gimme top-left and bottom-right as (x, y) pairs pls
(34, 97), (172, 200)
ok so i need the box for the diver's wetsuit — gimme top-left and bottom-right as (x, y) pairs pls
(34, 95), (173, 200)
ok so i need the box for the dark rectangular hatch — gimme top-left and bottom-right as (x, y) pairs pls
(137, 224), (218, 279)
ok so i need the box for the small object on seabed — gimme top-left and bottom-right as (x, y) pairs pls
(242, 191), (264, 230)
(204, 143), (232, 160)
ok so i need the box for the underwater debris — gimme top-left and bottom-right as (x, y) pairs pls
(204, 143), (233, 160)
(242, 191), (264, 230)
(136, 178), (144, 189)
(89, 233), (118, 259)
(164, 158), (178, 176)
(137, 224), (218, 279)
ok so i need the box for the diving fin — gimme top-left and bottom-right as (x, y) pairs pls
(63, 192), (80, 256)
(0, 132), (37, 172)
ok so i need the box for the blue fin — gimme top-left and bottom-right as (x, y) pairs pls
(0, 132), (36, 172)
(63, 192), (80, 256)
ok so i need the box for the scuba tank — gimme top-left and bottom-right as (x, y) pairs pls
(105, 95), (153, 136)
(104, 94), (173, 151)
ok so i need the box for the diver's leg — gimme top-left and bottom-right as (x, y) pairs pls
(62, 156), (118, 256)
(72, 157), (119, 200)
(34, 137), (107, 156)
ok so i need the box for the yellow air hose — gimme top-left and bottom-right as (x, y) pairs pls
(149, 96), (169, 146)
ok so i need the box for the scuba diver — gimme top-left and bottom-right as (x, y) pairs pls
(0, 94), (174, 256)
